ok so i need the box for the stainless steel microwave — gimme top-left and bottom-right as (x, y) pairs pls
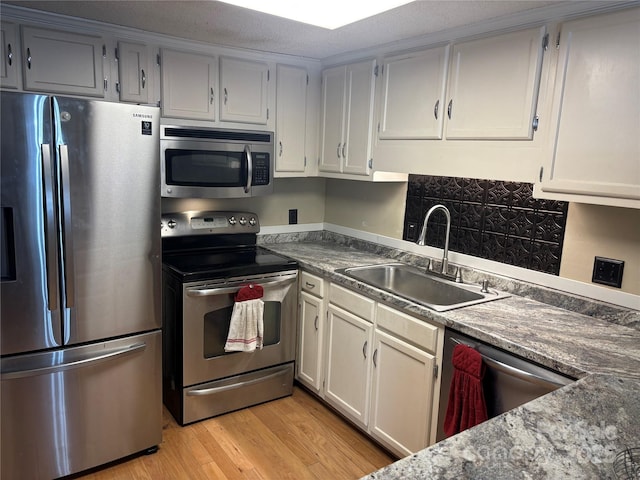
(160, 125), (274, 198)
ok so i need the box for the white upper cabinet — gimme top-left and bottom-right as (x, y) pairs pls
(536, 7), (640, 208)
(1, 22), (19, 89)
(219, 56), (269, 124)
(160, 48), (216, 121)
(319, 65), (347, 173)
(378, 46), (449, 140)
(275, 64), (307, 174)
(116, 41), (150, 104)
(445, 26), (546, 140)
(21, 26), (105, 97)
(320, 59), (376, 177)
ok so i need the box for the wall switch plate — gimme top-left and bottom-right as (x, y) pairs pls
(288, 209), (298, 225)
(592, 256), (624, 288)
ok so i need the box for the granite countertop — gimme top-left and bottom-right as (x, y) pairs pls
(263, 238), (640, 479)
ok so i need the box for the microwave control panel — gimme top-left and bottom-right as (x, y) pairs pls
(252, 153), (270, 186)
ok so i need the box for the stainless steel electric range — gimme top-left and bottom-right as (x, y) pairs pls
(161, 211), (298, 425)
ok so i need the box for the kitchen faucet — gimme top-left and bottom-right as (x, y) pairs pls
(417, 204), (455, 279)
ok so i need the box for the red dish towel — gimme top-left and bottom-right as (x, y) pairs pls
(224, 284), (265, 353)
(443, 343), (488, 437)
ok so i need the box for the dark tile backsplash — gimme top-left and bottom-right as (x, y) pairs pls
(403, 175), (568, 275)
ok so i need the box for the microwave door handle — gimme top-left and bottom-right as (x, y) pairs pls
(244, 144), (252, 194)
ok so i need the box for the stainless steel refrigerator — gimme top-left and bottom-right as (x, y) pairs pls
(1, 92), (162, 479)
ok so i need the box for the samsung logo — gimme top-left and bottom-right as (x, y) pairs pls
(133, 113), (153, 119)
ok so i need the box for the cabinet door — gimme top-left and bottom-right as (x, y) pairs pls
(343, 60), (376, 176)
(445, 26), (545, 139)
(297, 291), (323, 392)
(324, 304), (373, 428)
(1, 22), (18, 89)
(22, 26), (105, 97)
(319, 65), (346, 173)
(161, 49), (216, 121)
(117, 41), (150, 104)
(539, 8), (640, 204)
(219, 56), (269, 124)
(275, 64), (307, 174)
(369, 330), (435, 457)
(379, 47), (449, 140)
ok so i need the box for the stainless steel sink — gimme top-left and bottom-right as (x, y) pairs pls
(335, 263), (509, 312)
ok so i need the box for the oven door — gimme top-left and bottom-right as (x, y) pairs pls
(181, 270), (298, 388)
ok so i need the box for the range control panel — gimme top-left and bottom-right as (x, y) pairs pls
(161, 211), (260, 237)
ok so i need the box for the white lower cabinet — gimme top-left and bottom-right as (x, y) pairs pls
(369, 305), (439, 457)
(297, 276), (443, 458)
(324, 302), (374, 428)
(297, 272), (325, 393)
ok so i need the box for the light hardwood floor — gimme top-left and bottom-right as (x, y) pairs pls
(73, 386), (396, 479)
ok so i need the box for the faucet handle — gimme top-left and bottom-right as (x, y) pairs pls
(454, 267), (463, 283)
(427, 258), (434, 271)
(480, 279), (489, 293)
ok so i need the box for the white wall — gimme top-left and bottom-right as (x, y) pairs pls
(161, 178), (326, 225)
(560, 203), (640, 295)
(324, 179), (408, 238)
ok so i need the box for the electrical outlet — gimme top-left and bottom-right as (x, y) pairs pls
(288, 209), (298, 225)
(592, 256), (624, 288)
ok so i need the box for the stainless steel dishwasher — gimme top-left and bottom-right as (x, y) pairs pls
(436, 329), (575, 441)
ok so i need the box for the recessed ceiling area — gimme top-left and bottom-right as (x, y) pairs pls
(1, 0), (612, 59)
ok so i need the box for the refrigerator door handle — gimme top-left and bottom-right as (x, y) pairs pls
(40, 144), (59, 313)
(59, 144), (75, 308)
(0, 342), (146, 380)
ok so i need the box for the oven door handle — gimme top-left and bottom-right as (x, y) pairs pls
(186, 273), (297, 297)
(186, 368), (289, 396)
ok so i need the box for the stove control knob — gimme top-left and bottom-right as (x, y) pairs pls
(249, 217), (257, 226)
(167, 220), (177, 229)
(239, 216), (247, 226)
(228, 216), (237, 225)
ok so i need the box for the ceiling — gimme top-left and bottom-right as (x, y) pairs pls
(2, 0), (600, 59)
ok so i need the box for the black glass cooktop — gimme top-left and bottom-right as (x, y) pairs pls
(162, 245), (297, 281)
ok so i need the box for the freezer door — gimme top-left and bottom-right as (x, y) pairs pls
(54, 97), (161, 344)
(0, 330), (162, 479)
(0, 92), (62, 355)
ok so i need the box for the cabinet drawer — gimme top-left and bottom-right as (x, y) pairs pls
(301, 271), (324, 297)
(329, 284), (375, 322)
(376, 304), (439, 353)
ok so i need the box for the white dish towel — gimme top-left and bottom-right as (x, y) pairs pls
(224, 288), (264, 352)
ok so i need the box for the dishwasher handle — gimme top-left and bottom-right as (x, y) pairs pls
(450, 337), (571, 389)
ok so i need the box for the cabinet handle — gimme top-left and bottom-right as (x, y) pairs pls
(434, 99), (439, 119)
(362, 340), (368, 359)
(210, 87), (214, 105)
(224, 87), (228, 105)
(141, 69), (146, 89)
(341, 143), (346, 159)
(279, 141), (283, 157)
(337, 143), (341, 159)
(26, 47), (32, 69)
(447, 99), (453, 119)
(314, 315), (318, 331)
(7, 43), (12, 66)
(373, 348), (378, 367)
(304, 281), (315, 289)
